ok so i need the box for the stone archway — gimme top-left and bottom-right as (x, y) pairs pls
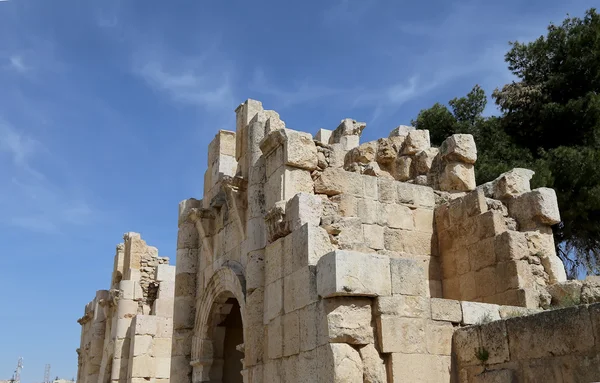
(191, 267), (246, 383)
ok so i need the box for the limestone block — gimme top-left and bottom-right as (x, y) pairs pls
(506, 306), (594, 359)
(363, 224), (384, 250)
(397, 182), (435, 208)
(357, 198), (380, 224)
(115, 317), (133, 339)
(508, 187), (561, 228)
(176, 273), (199, 303)
(152, 337), (172, 358)
(266, 316), (283, 359)
(385, 203), (414, 230)
(390, 258), (428, 296)
(314, 167), (364, 196)
(426, 321), (455, 355)
(431, 298), (462, 323)
(319, 297), (373, 345)
(317, 250), (391, 297)
(468, 237), (496, 272)
(114, 338), (131, 359)
(284, 266), (318, 313)
(402, 130), (430, 155)
(378, 178), (397, 203)
(329, 119), (366, 148)
(299, 303), (318, 352)
(453, 325), (480, 366)
(235, 99), (263, 158)
(158, 281), (174, 299)
(156, 264), (175, 282)
(263, 359), (282, 381)
(131, 335), (153, 357)
(494, 231), (528, 262)
(117, 299), (138, 319)
(331, 217), (365, 250)
(581, 276), (600, 303)
(439, 162), (476, 192)
(480, 320), (510, 364)
(290, 223), (334, 273)
(394, 156), (413, 181)
(119, 280), (136, 300)
(346, 141), (377, 165)
(286, 193), (322, 232)
(315, 128), (333, 144)
(265, 237), (284, 285)
(261, 128), (319, 171)
(283, 310), (300, 356)
(389, 125), (415, 137)
(169, 355), (192, 383)
(245, 249), (264, 294)
(375, 295), (430, 319)
(130, 355), (155, 378)
(413, 208), (434, 232)
(154, 357), (171, 379)
(483, 168), (535, 200)
(265, 166), (314, 209)
(414, 147), (439, 175)
(358, 344), (386, 383)
(263, 278), (283, 324)
(440, 134), (477, 164)
(384, 228), (432, 256)
(524, 230), (566, 283)
(460, 302), (500, 325)
(316, 343), (363, 383)
(472, 369), (515, 383)
(377, 316), (426, 353)
(153, 299), (174, 318)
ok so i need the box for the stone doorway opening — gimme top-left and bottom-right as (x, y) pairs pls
(213, 298), (244, 383)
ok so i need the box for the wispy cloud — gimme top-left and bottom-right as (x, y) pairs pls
(322, 0), (374, 24)
(0, 119), (95, 233)
(9, 55), (28, 73)
(133, 45), (235, 110)
(250, 68), (350, 108)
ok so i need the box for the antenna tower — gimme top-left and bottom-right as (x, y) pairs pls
(44, 364), (51, 383)
(11, 357), (23, 383)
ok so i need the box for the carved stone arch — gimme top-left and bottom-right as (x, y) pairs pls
(190, 266), (247, 383)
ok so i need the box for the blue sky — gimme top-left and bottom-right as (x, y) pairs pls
(0, 0), (596, 381)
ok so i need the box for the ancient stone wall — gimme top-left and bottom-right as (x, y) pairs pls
(453, 303), (600, 382)
(76, 233), (175, 383)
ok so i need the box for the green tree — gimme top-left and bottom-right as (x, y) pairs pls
(413, 8), (600, 276)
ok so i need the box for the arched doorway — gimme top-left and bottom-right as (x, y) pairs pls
(214, 298), (243, 383)
(191, 267), (247, 383)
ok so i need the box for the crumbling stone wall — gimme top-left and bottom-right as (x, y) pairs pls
(454, 303), (600, 382)
(167, 98), (597, 383)
(76, 233), (175, 383)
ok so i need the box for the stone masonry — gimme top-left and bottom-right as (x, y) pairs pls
(76, 233), (175, 383)
(77, 98), (600, 382)
(166, 98), (600, 383)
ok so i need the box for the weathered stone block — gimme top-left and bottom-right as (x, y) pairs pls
(402, 130), (430, 155)
(284, 266), (318, 312)
(319, 297), (374, 345)
(358, 344), (386, 383)
(317, 250), (391, 297)
(363, 224), (384, 250)
(377, 316), (426, 353)
(439, 162), (476, 192)
(384, 228), (432, 256)
(264, 278), (283, 324)
(426, 321), (455, 355)
(461, 301), (500, 325)
(266, 315), (283, 359)
(286, 193), (322, 232)
(314, 167), (364, 196)
(440, 134), (477, 164)
(508, 187), (561, 228)
(390, 258), (428, 296)
(316, 343), (363, 383)
(390, 353), (451, 382)
(431, 298), (462, 323)
(375, 295), (430, 319)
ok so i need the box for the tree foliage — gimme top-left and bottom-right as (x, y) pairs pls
(412, 8), (600, 276)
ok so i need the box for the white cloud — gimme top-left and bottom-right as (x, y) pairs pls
(133, 45), (235, 111)
(9, 55), (28, 73)
(250, 69), (349, 108)
(0, 120), (95, 233)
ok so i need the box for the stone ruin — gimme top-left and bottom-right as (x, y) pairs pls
(77, 99), (600, 382)
(77, 233), (175, 383)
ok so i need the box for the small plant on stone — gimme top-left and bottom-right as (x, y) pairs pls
(474, 346), (490, 371)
